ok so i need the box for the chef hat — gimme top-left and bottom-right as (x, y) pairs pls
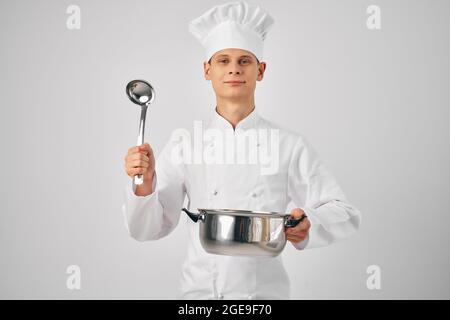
(188, 1), (274, 62)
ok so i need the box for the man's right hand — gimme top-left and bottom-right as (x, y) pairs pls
(124, 143), (155, 196)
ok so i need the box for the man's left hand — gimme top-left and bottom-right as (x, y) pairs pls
(285, 208), (311, 244)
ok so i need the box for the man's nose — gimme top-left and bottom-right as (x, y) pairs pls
(228, 62), (242, 74)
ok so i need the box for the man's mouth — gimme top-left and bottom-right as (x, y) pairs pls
(224, 81), (246, 85)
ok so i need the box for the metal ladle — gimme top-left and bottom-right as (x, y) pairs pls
(126, 79), (155, 185)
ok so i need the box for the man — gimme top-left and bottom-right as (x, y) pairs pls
(122, 1), (361, 299)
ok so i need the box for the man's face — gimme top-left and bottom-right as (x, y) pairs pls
(203, 48), (266, 101)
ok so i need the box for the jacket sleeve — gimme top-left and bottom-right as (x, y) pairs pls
(121, 139), (186, 241)
(287, 136), (362, 250)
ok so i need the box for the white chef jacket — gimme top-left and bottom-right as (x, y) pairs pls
(122, 108), (361, 300)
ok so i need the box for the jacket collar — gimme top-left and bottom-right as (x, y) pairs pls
(208, 106), (260, 130)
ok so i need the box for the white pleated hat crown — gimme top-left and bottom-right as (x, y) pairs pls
(188, 1), (274, 62)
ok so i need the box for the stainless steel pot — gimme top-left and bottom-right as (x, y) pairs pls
(182, 208), (307, 257)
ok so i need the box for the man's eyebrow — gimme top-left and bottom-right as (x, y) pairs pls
(215, 54), (254, 59)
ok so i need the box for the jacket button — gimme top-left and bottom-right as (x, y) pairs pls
(251, 192), (258, 197)
(213, 190), (218, 196)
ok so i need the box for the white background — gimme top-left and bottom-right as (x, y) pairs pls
(0, 0), (449, 299)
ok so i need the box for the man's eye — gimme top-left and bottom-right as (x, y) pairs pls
(219, 59), (228, 63)
(240, 59), (250, 64)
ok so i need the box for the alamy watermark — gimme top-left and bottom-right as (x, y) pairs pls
(366, 264), (381, 290)
(66, 265), (81, 290)
(169, 121), (280, 175)
(367, 5), (381, 30)
(66, 5), (81, 30)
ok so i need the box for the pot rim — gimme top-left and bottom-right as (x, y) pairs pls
(197, 208), (290, 218)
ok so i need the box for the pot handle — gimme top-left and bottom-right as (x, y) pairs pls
(285, 213), (308, 228)
(182, 208), (204, 223)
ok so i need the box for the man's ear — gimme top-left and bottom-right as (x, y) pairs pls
(203, 61), (211, 80)
(257, 62), (267, 81)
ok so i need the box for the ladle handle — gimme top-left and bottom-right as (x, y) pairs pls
(134, 137), (144, 185)
(134, 174), (144, 185)
(134, 106), (148, 186)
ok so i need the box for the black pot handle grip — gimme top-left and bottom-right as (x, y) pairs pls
(285, 213), (308, 228)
